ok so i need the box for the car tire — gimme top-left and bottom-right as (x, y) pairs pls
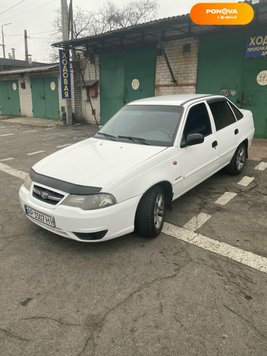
(225, 142), (247, 175)
(135, 186), (165, 238)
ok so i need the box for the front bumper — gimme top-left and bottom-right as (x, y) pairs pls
(19, 185), (140, 242)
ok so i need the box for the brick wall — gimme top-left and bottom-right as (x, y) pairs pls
(80, 54), (101, 125)
(18, 76), (32, 117)
(72, 55), (83, 120)
(155, 38), (199, 96)
(58, 71), (67, 120)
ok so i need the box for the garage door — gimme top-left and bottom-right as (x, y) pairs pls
(0, 80), (20, 116)
(100, 46), (156, 124)
(31, 77), (59, 120)
(241, 62), (267, 138)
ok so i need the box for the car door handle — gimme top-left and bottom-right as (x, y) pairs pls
(212, 140), (218, 148)
(234, 129), (239, 135)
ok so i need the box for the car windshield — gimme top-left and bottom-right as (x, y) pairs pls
(95, 105), (184, 146)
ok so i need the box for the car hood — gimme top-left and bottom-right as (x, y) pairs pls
(33, 138), (166, 190)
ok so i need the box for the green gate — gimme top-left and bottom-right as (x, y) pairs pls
(0, 80), (20, 116)
(100, 53), (124, 125)
(31, 77), (59, 119)
(241, 59), (267, 138)
(100, 46), (156, 124)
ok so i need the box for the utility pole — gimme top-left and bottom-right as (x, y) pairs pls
(1, 27), (5, 58)
(69, 0), (74, 40)
(24, 29), (29, 62)
(61, 0), (73, 125)
(1, 23), (11, 58)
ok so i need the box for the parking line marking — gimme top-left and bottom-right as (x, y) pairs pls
(0, 162), (27, 180)
(44, 128), (53, 131)
(215, 192), (237, 206)
(238, 176), (255, 187)
(183, 213), (211, 232)
(0, 133), (14, 137)
(23, 130), (36, 134)
(56, 144), (71, 148)
(255, 162), (267, 171)
(27, 151), (45, 156)
(163, 223), (267, 274)
(0, 158), (14, 162)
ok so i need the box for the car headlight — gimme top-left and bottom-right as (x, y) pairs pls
(23, 174), (32, 191)
(61, 193), (117, 210)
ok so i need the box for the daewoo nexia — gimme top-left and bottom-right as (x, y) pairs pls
(19, 94), (254, 242)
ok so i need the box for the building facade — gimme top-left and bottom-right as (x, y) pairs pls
(0, 65), (61, 119)
(1, 1), (266, 138)
(55, 1), (266, 137)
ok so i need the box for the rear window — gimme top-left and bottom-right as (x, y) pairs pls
(208, 100), (237, 131)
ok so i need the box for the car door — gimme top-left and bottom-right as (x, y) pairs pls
(173, 101), (219, 198)
(207, 98), (239, 167)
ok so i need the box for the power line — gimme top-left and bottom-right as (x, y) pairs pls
(14, 40), (24, 50)
(10, 37), (23, 48)
(28, 30), (55, 35)
(0, 0), (25, 16)
(1, 0), (55, 19)
(29, 36), (50, 40)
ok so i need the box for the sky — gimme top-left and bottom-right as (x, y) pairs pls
(0, 0), (244, 63)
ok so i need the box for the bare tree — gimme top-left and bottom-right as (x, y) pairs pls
(53, 0), (159, 40)
(49, 0), (158, 61)
(104, 0), (159, 28)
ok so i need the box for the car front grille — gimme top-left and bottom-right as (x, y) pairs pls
(32, 185), (64, 205)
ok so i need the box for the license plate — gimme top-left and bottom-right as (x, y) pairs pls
(25, 206), (56, 228)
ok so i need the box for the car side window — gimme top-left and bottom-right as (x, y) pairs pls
(183, 103), (212, 138)
(208, 100), (237, 131)
(228, 102), (244, 121)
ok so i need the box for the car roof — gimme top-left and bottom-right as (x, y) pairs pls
(128, 94), (219, 106)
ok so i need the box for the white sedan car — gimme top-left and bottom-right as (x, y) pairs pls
(19, 94), (254, 242)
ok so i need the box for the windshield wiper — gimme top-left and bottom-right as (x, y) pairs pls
(96, 132), (117, 140)
(118, 135), (149, 145)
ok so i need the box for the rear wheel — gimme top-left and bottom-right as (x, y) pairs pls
(225, 143), (247, 175)
(135, 186), (165, 238)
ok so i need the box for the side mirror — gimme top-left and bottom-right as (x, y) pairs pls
(98, 125), (103, 131)
(182, 133), (204, 147)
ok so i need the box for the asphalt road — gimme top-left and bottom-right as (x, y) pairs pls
(0, 120), (266, 356)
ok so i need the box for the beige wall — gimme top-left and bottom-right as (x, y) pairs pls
(81, 55), (101, 125)
(155, 38), (199, 96)
(17, 76), (32, 117)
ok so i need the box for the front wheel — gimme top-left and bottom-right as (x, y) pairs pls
(225, 143), (247, 175)
(135, 186), (165, 238)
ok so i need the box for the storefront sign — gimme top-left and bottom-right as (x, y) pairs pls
(245, 35), (267, 59)
(59, 49), (72, 99)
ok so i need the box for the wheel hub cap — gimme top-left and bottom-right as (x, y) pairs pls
(236, 146), (246, 171)
(154, 194), (164, 229)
